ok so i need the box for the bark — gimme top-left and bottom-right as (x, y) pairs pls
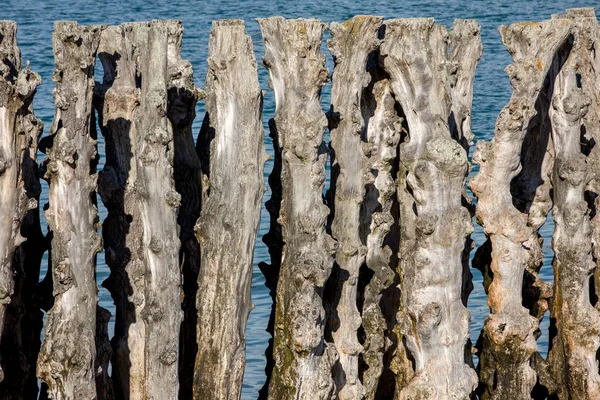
(193, 19), (266, 400)
(258, 17), (338, 400)
(359, 65), (402, 399)
(0, 20), (45, 399)
(37, 21), (105, 399)
(326, 15), (382, 400)
(469, 17), (571, 399)
(381, 18), (480, 399)
(547, 8), (600, 399)
(95, 21), (183, 399)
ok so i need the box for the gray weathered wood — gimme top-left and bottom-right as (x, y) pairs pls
(37, 21), (105, 399)
(193, 19), (266, 400)
(95, 20), (184, 399)
(359, 66), (402, 399)
(95, 24), (144, 399)
(0, 20), (45, 399)
(167, 21), (202, 400)
(326, 15), (382, 400)
(547, 8), (600, 399)
(469, 17), (571, 399)
(258, 17), (338, 400)
(382, 18), (479, 399)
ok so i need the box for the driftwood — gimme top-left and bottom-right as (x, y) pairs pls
(258, 17), (338, 400)
(193, 19), (265, 400)
(0, 20), (45, 400)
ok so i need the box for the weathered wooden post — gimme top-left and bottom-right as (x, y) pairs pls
(166, 21), (202, 400)
(546, 8), (600, 398)
(95, 20), (185, 399)
(359, 62), (402, 400)
(469, 17), (571, 399)
(193, 19), (266, 400)
(381, 18), (480, 398)
(36, 21), (107, 399)
(0, 20), (45, 400)
(258, 17), (338, 400)
(326, 15), (382, 400)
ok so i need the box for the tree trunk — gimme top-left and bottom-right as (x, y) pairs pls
(469, 17), (571, 399)
(37, 21), (105, 399)
(258, 17), (338, 400)
(326, 15), (382, 400)
(547, 8), (600, 398)
(95, 21), (184, 399)
(381, 18), (479, 399)
(0, 20), (45, 400)
(193, 19), (266, 400)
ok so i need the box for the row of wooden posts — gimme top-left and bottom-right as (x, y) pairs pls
(0, 7), (600, 400)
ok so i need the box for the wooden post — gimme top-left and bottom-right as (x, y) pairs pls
(95, 21), (184, 399)
(381, 18), (480, 398)
(36, 21), (105, 399)
(547, 8), (600, 398)
(258, 17), (338, 400)
(325, 15), (382, 400)
(0, 20), (45, 400)
(359, 63), (402, 399)
(469, 17), (571, 399)
(166, 21), (202, 400)
(193, 19), (266, 400)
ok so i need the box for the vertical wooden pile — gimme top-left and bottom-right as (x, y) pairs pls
(326, 16), (382, 400)
(359, 53), (402, 400)
(36, 21), (108, 399)
(95, 20), (186, 399)
(193, 19), (266, 400)
(469, 16), (572, 399)
(546, 8), (600, 398)
(381, 18), (481, 398)
(0, 20), (45, 400)
(167, 20), (202, 400)
(258, 17), (338, 400)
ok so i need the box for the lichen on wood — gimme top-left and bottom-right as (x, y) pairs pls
(193, 19), (266, 400)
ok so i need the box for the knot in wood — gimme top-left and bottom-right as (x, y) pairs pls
(556, 154), (587, 186)
(165, 189), (181, 208)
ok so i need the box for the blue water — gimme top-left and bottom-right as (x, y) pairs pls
(4, 1), (598, 398)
